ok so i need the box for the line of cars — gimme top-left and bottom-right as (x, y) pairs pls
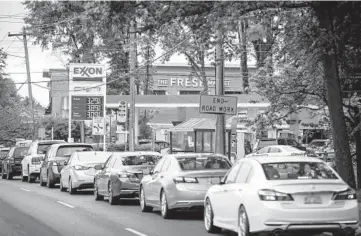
(0, 139), (359, 236)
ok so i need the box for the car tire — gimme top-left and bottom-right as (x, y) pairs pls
(140, 186), (152, 213)
(238, 205), (253, 236)
(46, 173), (55, 188)
(6, 167), (12, 180)
(108, 182), (119, 205)
(160, 189), (173, 219)
(94, 181), (104, 201)
(1, 168), (5, 179)
(333, 230), (356, 236)
(59, 177), (66, 192)
(39, 171), (46, 186)
(68, 178), (76, 195)
(27, 166), (35, 183)
(21, 171), (27, 182)
(204, 198), (222, 233)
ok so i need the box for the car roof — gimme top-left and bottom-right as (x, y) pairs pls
(51, 143), (93, 148)
(249, 155), (323, 164)
(37, 140), (66, 144)
(310, 139), (328, 142)
(261, 145), (296, 149)
(166, 153), (226, 159)
(258, 138), (277, 141)
(76, 151), (113, 156)
(111, 151), (161, 156)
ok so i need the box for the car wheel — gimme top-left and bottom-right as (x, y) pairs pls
(39, 171), (46, 186)
(140, 186), (152, 212)
(94, 181), (104, 201)
(204, 198), (222, 233)
(21, 170), (27, 182)
(160, 189), (173, 219)
(1, 168), (5, 179)
(238, 205), (253, 236)
(333, 230), (356, 236)
(6, 168), (12, 180)
(68, 178), (76, 195)
(108, 182), (119, 205)
(46, 173), (54, 188)
(27, 166), (35, 183)
(59, 177), (66, 192)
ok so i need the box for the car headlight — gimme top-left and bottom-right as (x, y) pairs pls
(73, 165), (89, 170)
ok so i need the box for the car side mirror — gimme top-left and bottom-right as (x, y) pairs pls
(42, 156), (46, 161)
(42, 150), (47, 154)
(63, 161), (67, 166)
(94, 164), (103, 170)
(142, 169), (150, 175)
(219, 180), (225, 185)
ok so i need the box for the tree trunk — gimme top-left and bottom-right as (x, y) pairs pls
(238, 19), (249, 94)
(314, 3), (356, 188)
(355, 126), (361, 189)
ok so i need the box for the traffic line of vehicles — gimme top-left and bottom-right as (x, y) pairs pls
(0, 139), (359, 236)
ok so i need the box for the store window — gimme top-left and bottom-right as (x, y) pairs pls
(225, 91), (242, 95)
(153, 90), (166, 95)
(179, 91), (201, 95)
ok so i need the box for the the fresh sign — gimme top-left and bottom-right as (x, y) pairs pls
(199, 95), (238, 115)
(157, 78), (231, 88)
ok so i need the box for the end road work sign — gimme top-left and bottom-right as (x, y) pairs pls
(199, 95), (238, 115)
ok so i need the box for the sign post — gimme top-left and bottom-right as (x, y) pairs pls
(68, 63), (106, 150)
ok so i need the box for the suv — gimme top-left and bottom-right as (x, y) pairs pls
(39, 143), (94, 188)
(21, 140), (66, 183)
(253, 138), (306, 152)
(2, 146), (29, 180)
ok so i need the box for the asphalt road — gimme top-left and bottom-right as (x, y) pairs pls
(0, 177), (359, 236)
(0, 177), (230, 236)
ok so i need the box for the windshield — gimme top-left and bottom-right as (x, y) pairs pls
(309, 141), (326, 147)
(77, 152), (112, 163)
(177, 155), (231, 170)
(118, 155), (162, 166)
(14, 147), (29, 158)
(56, 146), (94, 157)
(262, 162), (338, 180)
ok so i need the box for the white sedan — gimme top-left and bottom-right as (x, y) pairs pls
(245, 145), (306, 158)
(204, 156), (359, 236)
(60, 151), (112, 194)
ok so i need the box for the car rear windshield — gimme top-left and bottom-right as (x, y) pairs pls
(119, 155), (162, 166)
(56, 146), (94, 157)
(37, 143), (61, 154)
(177, 155), (231, 170)
(14, 147), (29, 158)
(77, 152), (112, 163)
(262, 162), (338, 180)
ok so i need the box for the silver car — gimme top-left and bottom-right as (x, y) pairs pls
(94, 152), (162, 205)
(139, 153), (232, 219)
(59, 151), (113, 194)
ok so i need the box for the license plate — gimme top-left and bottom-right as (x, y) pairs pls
(304, 195), (322, 204)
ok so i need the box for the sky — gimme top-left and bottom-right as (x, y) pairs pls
(0, 1), (253, 107)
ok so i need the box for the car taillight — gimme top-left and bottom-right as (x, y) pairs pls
(173, 176), (198, 184)
(74, 165), (90, 170)
(258, 189), (294, 201)
(333, 188), (357, 200)
(31, 157), (41, 165)
(118, 172), (138, 180)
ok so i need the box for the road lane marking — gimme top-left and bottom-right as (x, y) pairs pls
(125, 228), (148, 236)
(20, 188), (31, 192)
(57, 201), (75, 209)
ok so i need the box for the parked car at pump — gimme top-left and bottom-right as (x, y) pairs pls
(21, 140), (65, 183)
(94, 152), (161, 205)
(2, 146), (29, 180)
(254, 138), (306, 152)
(245, 145), (306, 158)
(139, 153), (231, 219)
(60, 151), (113, 194)
(203, 156), (359, 236)
(0, 147), (10, 172)
(39, 143), (94, 188)
(306, 139), (330, 157)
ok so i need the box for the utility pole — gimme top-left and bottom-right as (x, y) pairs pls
(215, 26), (226, 155)
(128, 19), (136, 151)
(9, 28), (36, 141)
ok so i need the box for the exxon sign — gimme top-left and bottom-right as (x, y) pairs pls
(73, 66), (103, 77)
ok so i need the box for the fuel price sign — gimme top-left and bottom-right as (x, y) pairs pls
(72, 96), (104, 120)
